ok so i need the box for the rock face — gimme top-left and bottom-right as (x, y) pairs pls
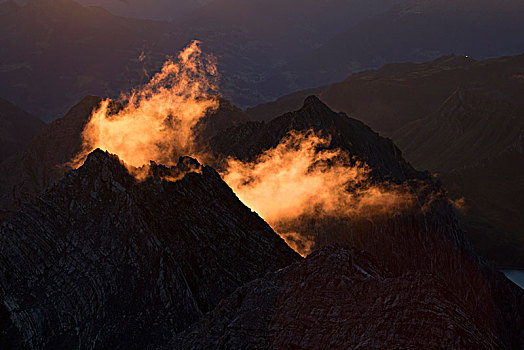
(0, 149), (299, 348)
(0, 97), (46, 164)
(172, 244), (504, 349)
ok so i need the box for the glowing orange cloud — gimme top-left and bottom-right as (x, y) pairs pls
(72, 40), (218, 176)
(222, 131), (413, 256)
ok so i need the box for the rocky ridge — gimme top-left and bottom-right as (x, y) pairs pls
(0, 149), (299, 348)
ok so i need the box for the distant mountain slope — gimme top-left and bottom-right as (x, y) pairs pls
(248, 54), (524, 136)
(0, 0), (403, 118)
(0, 150), (299, 348)
(0, 97), (46, 163)
(262, 0), (524, 97)
(173, 245), (507, 349)
(394, 87), (523, 172)
(0, 0), (181, 121)
(441, 150), (524, 268)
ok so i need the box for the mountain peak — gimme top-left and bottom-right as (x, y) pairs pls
(301, 95), (328, 110)
(0, 144), (299, 347)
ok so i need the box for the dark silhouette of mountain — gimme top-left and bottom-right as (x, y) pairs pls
(0, 97), (46, 163)
(212, 95), (424, 183)
(0, 96), (102, 220)
(247, 55), (524, 267)
(0, 95), (250, 221)
(0, 0), (181, 121)
(440, 150), (524, 269)
(0, 149), (299, 348)
(172, 245), (513, 349)
(391, 71), (524, 268)
(261, 0), (524, 98)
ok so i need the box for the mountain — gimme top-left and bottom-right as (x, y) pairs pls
(0, 149), (299, 348)
(248, 54), (524, 136)
(0, 97), (46, 163)
(75, 0), (211, 21)
(173, 245), (510, 349)
(0, 96), (102, 220)
(0, 95), (522, 348)
(212, 95), (424, 183)
(247, 55), (524, 267)
(261, 0), (524, 97)
(440, 149), (524, 268)
(0, 0), (181, 121)
(0, 95), (250, 221)
(200, 98), (524, 346)
(208, 97), (473, 254)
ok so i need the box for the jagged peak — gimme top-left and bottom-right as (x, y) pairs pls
(298, 95), (337, 118)
(302, 95), (327, 109)
(80, 149), (205, 185)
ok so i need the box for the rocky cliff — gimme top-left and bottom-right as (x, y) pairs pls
(0, 149), (299, 348)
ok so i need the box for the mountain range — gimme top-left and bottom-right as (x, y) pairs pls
(261, 0), (524, 97)
(1, 1), (524, 345)
(2, 0), (523, 119)
(247, 54), (524, 267)
(0, 97), (522, 347)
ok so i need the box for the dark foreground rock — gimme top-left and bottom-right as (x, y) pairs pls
(0, 150), (299, 349)
(171, 244), (504, 349)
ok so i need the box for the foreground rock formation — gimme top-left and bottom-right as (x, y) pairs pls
(0, 150), (299, 348)
(172, 245), (504, 349)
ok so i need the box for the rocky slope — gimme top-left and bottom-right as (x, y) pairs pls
(0, 149), (299, 348)
(0, 96), (522, 349)
(0, 97), (46, 163)
(172, 245), (507, 349)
